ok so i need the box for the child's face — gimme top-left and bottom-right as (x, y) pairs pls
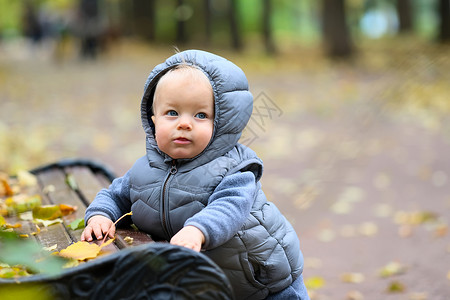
(151, 70), (214, 159)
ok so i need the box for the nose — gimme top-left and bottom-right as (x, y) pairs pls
(177, 115), (192, 130)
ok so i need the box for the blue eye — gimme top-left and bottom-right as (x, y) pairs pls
(167, 110), (178, 116)
(195, 112), (207, 119)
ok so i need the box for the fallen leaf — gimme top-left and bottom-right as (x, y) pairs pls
(58, 238), (114, 261)
(305, 276), (325, 290)
(394, 211), (438, 225)
(124, 236), (133, 245)
(31, 224), (41, 235)
(42, 184), (55, 194)
(341, 272), (365, 283)
(17, 170), (37, 187)
(5, 194), (42, 215)
(318, 228), (336, 242)
(43, 244), (58, 252)
(62, 259), (80, 269)
(65, 174), (78, 191)
(358, 222), (378, 236)
(433, 223), (448, 237)
(69, 218), (85, 230)
(59, 204), (77, 216)
(19, 211), (33, 221)
(34, 218), (63, 227)
(101, 211), (133, 245)
(32, 205), (62, 220)
(0, 234), (66, 276)
(0, 265), (32, 278)
(0, 177), (14, 197)
(379, 261), (407, 278)
(386, 281), (406, 293)
(5, 222), (22, 229)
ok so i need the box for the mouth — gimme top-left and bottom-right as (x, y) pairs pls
(173, 137), (191, 144)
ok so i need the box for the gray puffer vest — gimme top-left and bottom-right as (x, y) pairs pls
(130, 50), (303, 299)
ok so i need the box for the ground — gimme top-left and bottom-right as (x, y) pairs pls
(1, 38), (449, 299)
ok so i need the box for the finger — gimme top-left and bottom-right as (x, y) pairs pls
(82, 226), (93, 242)
(108, 224), (116, 238)
(100, 222), (115, 238)
(92, 224), (104, 240)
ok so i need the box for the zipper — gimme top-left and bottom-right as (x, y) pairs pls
(161, 160), (177, 238)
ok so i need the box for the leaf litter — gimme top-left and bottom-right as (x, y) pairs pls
(0, 171), (132, 277)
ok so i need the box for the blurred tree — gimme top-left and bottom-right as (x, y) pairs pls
(397, 0), (413, 32)
(438, 0), (450, 43)
(176, 0), (187, 44)
(204, 0), (212, 45)
(229, 0), (242, 50)
(263, 0), (276, 54)
(322, 0), (354, 58)
(130, 0), (156, 41)
(22, 0), (43, 43)
(77, 0), (103, 59)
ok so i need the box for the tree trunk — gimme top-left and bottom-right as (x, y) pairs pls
(229, 0), (242, 50)
(322, 0), (353, 58)
(204, 0), (212, 45)
(131, 0), (156, 41)
(397, 0), (413, 33)
(438, 0), (450, 43)
(176, 0), (187, 44)
(263, 0), (276, 54)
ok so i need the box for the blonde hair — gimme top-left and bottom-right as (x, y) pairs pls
(152, 65), (213, 114)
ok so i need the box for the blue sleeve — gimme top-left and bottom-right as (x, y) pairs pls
(184, 171), (256, 249)
(84, 170), (132, 225)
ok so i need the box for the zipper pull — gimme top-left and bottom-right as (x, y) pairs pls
(170, 161), (178, 175)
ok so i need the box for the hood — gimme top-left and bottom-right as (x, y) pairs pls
(141, 49), (253, 169)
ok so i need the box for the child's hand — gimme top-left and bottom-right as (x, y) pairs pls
(170, 226), (205, 252)
(81, 215), (115, 242)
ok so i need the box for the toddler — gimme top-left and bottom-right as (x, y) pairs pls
(82, 50), (309, 299)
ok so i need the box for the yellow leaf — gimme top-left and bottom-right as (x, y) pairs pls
(31, 224), (41, 235)
(358, 222), (378, 237)
(6, 194), (42, 215)
(305, 276), (325, 290)
(379, 261), (407, 278)
(341, 272), (365, 283)
(99, 238), (114, 249)
(17, 170), (37, 187)
(0, 177), (14, 197)
(124, 236), (134, 245)
(32, 205), (62, 220)
(59, 204), (77, 216)
(5, 222), (22, 229)
(34, 218), (63, 227)
(43, 244), (58, 252)
(386, 281), (405, 293)
(58, 239), (114, 261)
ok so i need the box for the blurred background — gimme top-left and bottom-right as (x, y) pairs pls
(1, 0), (450, 299)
